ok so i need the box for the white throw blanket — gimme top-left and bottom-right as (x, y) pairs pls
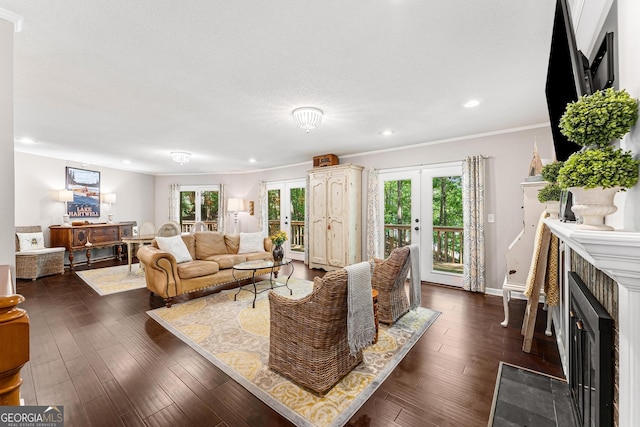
(345, 261), (376, 356)
(409, 244), (421, 310)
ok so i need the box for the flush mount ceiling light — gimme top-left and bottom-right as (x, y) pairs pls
(171, 151), (191, 165)
(463, 99), (483, 108)
(292, 107), (323, 133)
(379, 129), (395, 136)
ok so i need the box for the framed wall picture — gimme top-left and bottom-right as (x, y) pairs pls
(65, 167), (101, 218)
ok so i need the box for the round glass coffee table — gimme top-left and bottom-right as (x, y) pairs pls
(232, 259), (294, 308)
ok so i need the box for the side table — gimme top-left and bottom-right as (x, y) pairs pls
(232, 259), (294, 308)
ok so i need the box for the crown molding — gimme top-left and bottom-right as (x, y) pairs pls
(0, 8), (23, 32)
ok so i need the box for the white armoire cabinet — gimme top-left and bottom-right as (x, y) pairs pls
(308, 163), (363, 271)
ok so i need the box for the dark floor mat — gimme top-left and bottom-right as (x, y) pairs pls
(489, 362), (576, 427)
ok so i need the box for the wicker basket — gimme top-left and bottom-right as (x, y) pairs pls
(15, 226), (65, 281)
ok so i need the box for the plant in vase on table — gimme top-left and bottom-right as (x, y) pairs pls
(269, 230), (288, 262)
(557, 88), (640, 230)
(537, 161), (564, 219)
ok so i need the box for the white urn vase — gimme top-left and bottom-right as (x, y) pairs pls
(569, 186), (621, 231)
(545, 201), (560, 219)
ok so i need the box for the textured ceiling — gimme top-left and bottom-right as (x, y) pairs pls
(3, 1), (555, 175)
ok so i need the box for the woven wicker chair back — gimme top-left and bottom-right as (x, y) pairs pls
(138, 222), (156, 236)
(268, 267), (361, 394)
(191, 221), (207, 233)
(157, 221), (181, 237)
(371, 246), (412, 324)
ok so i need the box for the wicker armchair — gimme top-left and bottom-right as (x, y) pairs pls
(371, 246), (412, 324)
(268, 269), (363, 394)
(15, 226), (65, 281)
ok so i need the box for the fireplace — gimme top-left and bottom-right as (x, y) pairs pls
(568, 271), (614, 427)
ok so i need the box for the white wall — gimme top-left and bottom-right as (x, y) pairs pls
(617, 0), (640, 230)
(154, 125), (555, 291)
(1, 18), (16, 278)
(14, 152), (156, 262)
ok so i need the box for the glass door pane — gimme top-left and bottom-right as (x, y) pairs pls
(383, 179), (413, 258)
(289, 187), (305, 255)
(267, 189), (281, 237)
(180, 191), (196, 224)
(421, 164), (463, 287)
(200, 190), (219, 230)
(432, 176), (463, 274)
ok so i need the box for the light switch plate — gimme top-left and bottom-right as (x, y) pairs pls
(488, 213), (495, 223)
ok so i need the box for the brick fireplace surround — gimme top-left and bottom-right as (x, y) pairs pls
(545, 219), (640, 427)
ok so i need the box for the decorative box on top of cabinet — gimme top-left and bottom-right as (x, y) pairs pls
(308, 163), (363, 271)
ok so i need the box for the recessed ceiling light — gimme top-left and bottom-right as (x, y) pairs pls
(463, 99), (482, 108)
(249, 158), (257, 163)
(17, 137), (35, 144)
(380, 130), (395, 136)
(123, 159), (131, 164)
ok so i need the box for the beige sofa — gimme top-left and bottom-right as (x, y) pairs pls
(137, 231), (275, 307)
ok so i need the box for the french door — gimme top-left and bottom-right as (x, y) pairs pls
(178, 185), (220, 232)
(267, 180), (306, 261)
(379, 163), (463, 286)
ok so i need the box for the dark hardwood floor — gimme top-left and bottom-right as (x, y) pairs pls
(15, 258), (563, 427)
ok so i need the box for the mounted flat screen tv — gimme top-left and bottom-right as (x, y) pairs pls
(545, 0), (590, 162)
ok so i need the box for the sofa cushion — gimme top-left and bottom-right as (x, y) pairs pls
(156, 235), (193, 263)
(15, 247), (66, 255)
(182, 234), (196, 260)
(195, 232), (228, 259)
(238, 232), (266, 253)
(205, 254), (246, 269)
(177, 260), (220, 279)
(224, 234), (240, 254)
(245, 252), (273, 262)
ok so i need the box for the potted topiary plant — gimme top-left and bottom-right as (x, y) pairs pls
(557, 88), (640, 230)
(537, 161), (563, 219)
(559, 88), (639, 148)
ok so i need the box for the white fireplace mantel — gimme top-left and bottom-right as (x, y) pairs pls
(545, 219), (640, 427)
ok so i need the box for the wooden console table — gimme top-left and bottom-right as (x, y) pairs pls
(50, 223), (133, 269)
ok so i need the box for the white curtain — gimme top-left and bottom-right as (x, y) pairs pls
(218, 184), (226, 233)
(168, 184), (179, 222)
(462, 155), (486, 292)
(304, 175), (310, 265)
(366, 168), (380, 260)
(257, 180), (267, 232)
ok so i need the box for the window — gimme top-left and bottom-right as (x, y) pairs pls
(178, 185), (220, 232)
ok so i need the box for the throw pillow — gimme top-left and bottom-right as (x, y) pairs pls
(17, 232), (45, 252)
(238, 232), (266, 254)
(156, 235), (193, 263)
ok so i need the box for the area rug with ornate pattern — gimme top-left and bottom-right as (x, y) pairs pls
(147, 278), (440, 427)
(76, 264), (146, 296)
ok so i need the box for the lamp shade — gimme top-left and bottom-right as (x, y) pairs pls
(227, 198), (245, 212)
(58, 190), (74, 202)
(102, 193), (117, 204)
